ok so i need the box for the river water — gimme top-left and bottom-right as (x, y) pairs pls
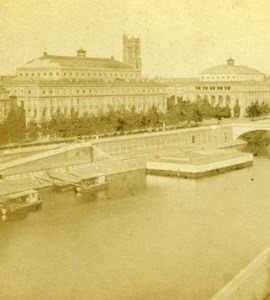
(1, 152), (270, 300)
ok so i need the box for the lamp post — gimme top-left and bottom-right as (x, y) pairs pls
(211, 123), (217, 148)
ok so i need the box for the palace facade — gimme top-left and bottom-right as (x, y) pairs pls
(5, 80), (167, 123)
(2, 35), (167, 123)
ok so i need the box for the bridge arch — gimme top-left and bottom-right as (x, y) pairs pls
(232, 123), (270, 142)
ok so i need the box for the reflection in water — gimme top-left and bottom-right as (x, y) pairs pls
(239, 133), (270, 156)
(106, 170), (146, 199)
(0, 163), (270, 300)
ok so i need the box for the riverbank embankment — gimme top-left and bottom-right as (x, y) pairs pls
(0, 122), (252, 195)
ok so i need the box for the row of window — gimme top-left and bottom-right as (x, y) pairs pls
(31, 103), (166, 118)
(18, 71), (140, 79)
(0, 109), (8, 115)
(25, 96), (166, 107)
(195, 86), (231, 91)
(0, 101), (8, 107)
(201, 75), (237, 80)
(201, 75), (264, 82)
(23, 87), (166, 95)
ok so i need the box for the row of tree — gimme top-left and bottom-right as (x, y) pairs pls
(166, 98), (237, 123)
(245, 101), (270, 118)
(0, 110), (26, 145)
(27, 100), (238, 140)
(28, 105), (164, 139)
(1, 99), (270, 145)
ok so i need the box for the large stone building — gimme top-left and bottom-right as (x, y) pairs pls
(171, 58), (270, 117)
(5, 80), (167, 122)
(3, 35), (167, 123)
(0, 87), (9, 122)
(16, 50), (142, 82)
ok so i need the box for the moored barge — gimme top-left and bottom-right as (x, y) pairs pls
(0, 189), (41, 216)
(75, 174), (108, 193)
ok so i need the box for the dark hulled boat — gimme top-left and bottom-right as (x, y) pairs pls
(0, 190), (41, 216)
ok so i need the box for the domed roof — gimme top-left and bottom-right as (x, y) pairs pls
(200, 58), (263, 76)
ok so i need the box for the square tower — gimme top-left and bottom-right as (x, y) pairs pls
(123, 34), (142, 70)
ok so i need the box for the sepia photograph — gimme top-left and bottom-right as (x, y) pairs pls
(0, 0), (270, 299)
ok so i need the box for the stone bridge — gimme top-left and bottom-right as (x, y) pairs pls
(231, 121), (270, 142)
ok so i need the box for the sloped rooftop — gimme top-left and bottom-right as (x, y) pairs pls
(20, 54), (136, 70)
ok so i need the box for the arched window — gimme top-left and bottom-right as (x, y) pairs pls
(226, 95), (231, 106)
(211, 96), (215, 106)
(218, 95), (223, 106)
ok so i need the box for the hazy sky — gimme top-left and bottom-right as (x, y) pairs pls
(1, 0), (270, 77)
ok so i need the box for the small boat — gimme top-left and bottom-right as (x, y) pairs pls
(46, 171), (81, 192)
(52, 179), (77, 192)
(75, 175), (108, 193)
(0, 189), (41, 216)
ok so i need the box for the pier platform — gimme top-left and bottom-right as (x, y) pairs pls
(146, 149), (253, 178)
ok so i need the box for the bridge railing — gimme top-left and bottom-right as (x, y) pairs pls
(211, 246), (270, 300)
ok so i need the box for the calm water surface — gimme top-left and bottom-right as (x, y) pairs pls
(1, 155), (270, 300)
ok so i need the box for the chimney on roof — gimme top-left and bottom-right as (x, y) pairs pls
(77, 49), (86, 58)
(227, 58), (234, 66)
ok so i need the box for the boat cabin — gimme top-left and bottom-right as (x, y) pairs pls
(81, 174), (106, 186)
(76, 174), (108, 193)
(0, 189), (41, 215)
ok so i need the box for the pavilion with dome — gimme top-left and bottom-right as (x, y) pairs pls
(199, 58), (265, 82)
(182, 58), (270, 117)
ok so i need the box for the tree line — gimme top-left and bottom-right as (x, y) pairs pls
(0, 109), (26, 145)
(245, 101), (270, 118)
(1, 98), (269, 145)
(166, 97), (235, 123)
(27, 105), (164, 140)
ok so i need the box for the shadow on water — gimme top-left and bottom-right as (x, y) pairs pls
(238, 131), (270, 156)
(0, 205), (42, 224)
(74, 169), (147, 203)
(75, 190), (107, 203)
(105, 169), (146, 200)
